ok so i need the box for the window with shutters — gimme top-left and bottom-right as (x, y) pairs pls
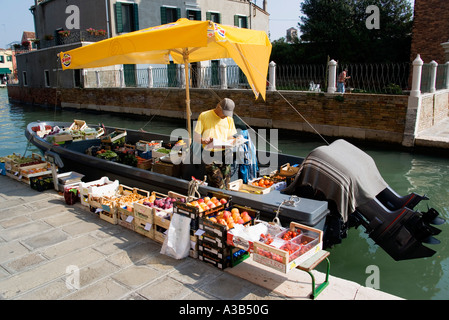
(161, 6), (181, 24)
(187, 9), (201, 21)
(115, 2), (139, 33)
(206, 11), (221, 23)
(234, 15), (248, 28)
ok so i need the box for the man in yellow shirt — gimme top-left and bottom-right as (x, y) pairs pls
(194, 98), (237, 189)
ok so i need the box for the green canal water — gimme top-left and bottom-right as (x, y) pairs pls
(1, 88), (448, 300)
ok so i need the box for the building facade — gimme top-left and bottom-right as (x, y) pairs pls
(16, 0), (269, 89)
(0, 49), (14, 84)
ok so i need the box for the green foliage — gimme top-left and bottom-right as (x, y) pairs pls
(270, 0), (414, 65)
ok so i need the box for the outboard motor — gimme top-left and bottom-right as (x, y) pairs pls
(283, 139), (444, 261)
(352, 199), (443, 261)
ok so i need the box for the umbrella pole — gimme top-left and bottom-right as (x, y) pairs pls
(184, 60), (192, 144)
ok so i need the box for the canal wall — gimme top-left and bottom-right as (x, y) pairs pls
(6, 85), (449, 147)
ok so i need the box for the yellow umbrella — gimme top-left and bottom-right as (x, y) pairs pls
(59, 18), (272, 139)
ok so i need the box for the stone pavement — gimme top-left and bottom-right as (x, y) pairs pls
(415, 118), (449, 149)
(0, 175), (402, 301)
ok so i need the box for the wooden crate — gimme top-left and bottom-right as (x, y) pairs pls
(99, 196), (118, 224)
(118, 211), (135, 231)
(134, 216), (154, 239)
(115, 185), (149, 218)
(228, 179), (269, 195)
(137, 158), (152, 170)
(252, 222), (323, 274)
(69, 119), (87, 131)
(152, 161), (181, 177)
(88, 194), (103, 210)
(101, 129), (127, 144)
(53, 133), (73, 143)
(278, 163), (300, 177)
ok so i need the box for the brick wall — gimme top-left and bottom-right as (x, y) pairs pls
(7, 85), (410, 145)
(410, 0), (449, 64)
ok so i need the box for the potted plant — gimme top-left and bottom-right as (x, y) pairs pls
(58, 30), (71, 37)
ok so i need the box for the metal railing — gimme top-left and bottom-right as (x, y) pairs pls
(84, 64), (249, 90)
(38, 30), (107, 49)
(274, 62), (411, 94)
(81, 61), (416, 95)
(275, 64), (327, 91)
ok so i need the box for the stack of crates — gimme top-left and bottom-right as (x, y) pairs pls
(198, 204), (258, 270)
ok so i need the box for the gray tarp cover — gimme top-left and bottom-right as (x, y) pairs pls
(283, 139), (388, 222)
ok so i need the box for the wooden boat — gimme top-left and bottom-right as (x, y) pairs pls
(25, 120), (444, 260)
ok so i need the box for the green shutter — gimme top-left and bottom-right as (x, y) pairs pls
(161, 7), (167, 24)
(176, 8), (181, 20)
(115, 3), (123, 33)
(218, 13), (221, 23)
(234, 15), (239, 27)
(133, 3), (139, 31)
(206, 12), (211, 21)
(195, 10), (201, 21)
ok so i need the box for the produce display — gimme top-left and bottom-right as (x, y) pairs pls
(96, 150), (118, 160)
(142, 195), (185, 211)
(250, 178), (274, 188)
(206, 207), (252, 230)
(187, 196), (227, 213)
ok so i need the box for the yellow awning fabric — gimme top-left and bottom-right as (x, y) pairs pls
(59, 18), (272, 100)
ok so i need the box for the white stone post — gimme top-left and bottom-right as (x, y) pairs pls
(119, 67), (125, 88)
(429, 60), (438, 93)
(95, 70), (100, 88)
(147, 66), (153, 88)
(220, 62), (227, 89)
(410, 54), (423, 97)
(445, 62), (449, 89)
(327, 59), (337, 93)
(268, 61), (276, 91)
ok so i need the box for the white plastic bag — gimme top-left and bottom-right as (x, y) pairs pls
(160, 213), (191, 259)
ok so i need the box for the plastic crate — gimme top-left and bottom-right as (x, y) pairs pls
(30, 176), (54, 192)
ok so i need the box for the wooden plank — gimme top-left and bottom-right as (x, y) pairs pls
(297, 250), (329, 272)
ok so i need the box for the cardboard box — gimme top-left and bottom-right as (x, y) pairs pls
(79, 177), (119, 207)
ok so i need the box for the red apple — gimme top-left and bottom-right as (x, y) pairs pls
(220, 198), (227, 204)
(223, 211), (231, 219)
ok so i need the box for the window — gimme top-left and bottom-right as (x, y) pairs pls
(74, 69), (81, 88)
(44, 70), (50, 87)
(161, 6), (181, 24)
(187, 9), (201, 21)
(115, 2), (139, 33)
(206, 12), (221, 23)
(0, 56), (4, 63)
(22, 71), (28, 86)
(7, 56), (12, 62)
(234, 15), (248, 28)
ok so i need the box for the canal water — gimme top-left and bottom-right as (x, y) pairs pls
(1, 88), (448, 300)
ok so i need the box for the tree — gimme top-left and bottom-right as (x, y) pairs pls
(297, 0), (413, 63)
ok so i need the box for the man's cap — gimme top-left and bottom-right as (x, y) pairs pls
(219, 98), (235, 117)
